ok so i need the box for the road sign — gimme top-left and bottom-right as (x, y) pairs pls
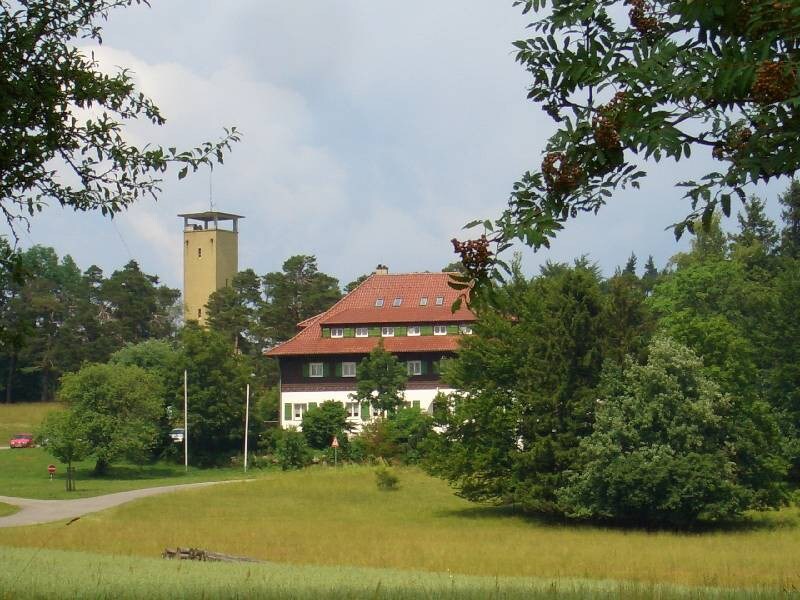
(331, 436), (339, 448)
(48, 464), (56, 480)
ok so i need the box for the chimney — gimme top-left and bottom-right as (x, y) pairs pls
(374, 264), (389, 275)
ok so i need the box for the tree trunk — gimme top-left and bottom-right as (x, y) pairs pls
(93, 457), (109, 476)
(4, 353), (15, 403)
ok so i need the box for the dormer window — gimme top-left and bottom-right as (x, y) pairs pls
(420, 297), (428, 306)
(433, 325), (447, 336)
(392, 297), (402, 307)
(331, 327), (344, 338)
(407, 325), (421, 336)
(375, 298), (384, 307)
(381, 326), (395, 337)
(435, 296), (444, 305)
(355, 327), (369, 337)
(459, 324), (473, 335)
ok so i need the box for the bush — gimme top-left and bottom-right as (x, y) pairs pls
(375, 466), (399, 491)
(275, 429), (312, 470)
(301, 400), (349, 450)
(558, 337), (788, 526)
(350, 408), (434, 464)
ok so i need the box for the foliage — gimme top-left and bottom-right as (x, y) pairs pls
(456, 0), (800, 289)
(0, 0), (239, 234)
(58, 363), (164, 474)
(275, 428), (312, 470)
(559, 337), (787, 526)
(174, 324), (253, 466)
(351, 341), (408, 414)
(301, 400), (350, 450)
(375, 466), (399, 491)
(206, 269), (262, 352)
(260, 255), (341, 343)
(779, 179), (800, 257)
(38, 409), (91, 484)
(351, 407), (434, 464)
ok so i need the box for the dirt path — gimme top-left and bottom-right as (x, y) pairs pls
(0, 481), (239, 528)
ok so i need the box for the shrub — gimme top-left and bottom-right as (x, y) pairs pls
(375, 466), (399, 491)
(301, 400), (350, 450)
(275, 429), (312, 471)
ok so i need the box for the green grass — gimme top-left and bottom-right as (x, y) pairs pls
(0, 446), (259, 499)
(0, 547), (783, 599)
(1, 467), (798, 590)
(0, 502), (18, 517)
(0, 401), (61, 443)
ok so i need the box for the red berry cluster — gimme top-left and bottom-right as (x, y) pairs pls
(752, 60), (796, 104)
(542, 152), (583, 194)
(451, 235), (492, 279)
(712, 127), (753, 161)
(592, 91), (628, 151)
(627, 0), (661, 36)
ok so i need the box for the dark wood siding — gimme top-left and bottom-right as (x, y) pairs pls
(279, 353), (454, 385)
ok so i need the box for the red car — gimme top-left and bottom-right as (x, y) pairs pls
(9, 433), (35, 449)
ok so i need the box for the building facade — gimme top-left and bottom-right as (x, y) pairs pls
(179, 211), (243, 325)
(265, 269), (476, 430)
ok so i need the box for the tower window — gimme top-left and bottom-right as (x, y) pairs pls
(197, 308), (202, 318)
(198, 248), (202, 258)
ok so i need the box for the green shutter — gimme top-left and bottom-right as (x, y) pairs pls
(369, 326), (380, 337)
(322, 363), (330, 377)
(421, 360), (428, 375)
(309, 402), (318, 410)
(322, 328), (331, 338)
(396, 326), (407, 336)
(335, 362), (342, 377)
(447, 324), (459, 334)
(361, 402), (370, 421)
(412, 400), (421, 409)
(432, 360), (440, 374)
(302, 363), (310, 378)
(284, 403), (292, 421)
(421, 325), (433, 336)
(344, 327), (354, 337)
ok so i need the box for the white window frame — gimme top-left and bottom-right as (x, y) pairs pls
(407, 360), (422, 376)
(331, 327), (344, 338)
(433, 325), (447, 336)
(435, 296), (444, 305)
(419, 297), (428, 306)
(342, 362), (356, 378)
(381, 326), (395, 337)
(355, 327), (369, 338)
(407, 325), (421, 336)
(293, 403), (307, 420)
(459, 324), (473, 335)
(392, 297), (402, 307)
(375, 298), (384, 307)
(346, 402), (360, 418)
(309, 362), (324, 378)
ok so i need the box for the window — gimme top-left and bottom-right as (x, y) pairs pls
(197, 308), (202, 319)
(197, 248), (202, 258)
(407, 325), (421, 336)
(331, 327), (344, 338)
(435, 296), (444, 305)
(355, 327), (369, 338)
(293, 403), (307, 420)
(459, 324), (473, 335)
(309, 362), (324, 378)
(381, 326), (394, 337)
(346, 402), (360, 418)
(392, 297), (402, 307)
(419, 297), (428, 306)
(407, 360), (422, 376)
(375, 298), (384, 307)
(433, 325), (447, 336)
(342, 362), (356, 378)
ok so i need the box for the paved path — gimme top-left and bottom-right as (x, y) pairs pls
(0, 481), (238, 528)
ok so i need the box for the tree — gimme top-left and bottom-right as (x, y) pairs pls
(206, 269), (262, 352)
(351, 341), (408, 415)
(39, 409), (91, 491)
(58, 363), (164, 474)
(559, 337), (787, 526)
(641, 255), (660, 295)
(0, 0), (239, 234)
(301, 400), (350, 450)
(343, 274), (370, 294)
(778, 180), (800, 257)
(455, 1), (800, 287)
(260, 256), (341, 343)
(622, 253), (637, 276)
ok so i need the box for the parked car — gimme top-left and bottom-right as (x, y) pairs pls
(9, 433), (35, 449)
(169, 428), (185, 443)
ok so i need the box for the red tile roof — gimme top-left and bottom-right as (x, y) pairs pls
(265, 272), (475, 357)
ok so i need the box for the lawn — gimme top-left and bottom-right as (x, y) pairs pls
(1, 467), (798, 591)
(0, 401), (61, 443)
(0, 502), (18, 517)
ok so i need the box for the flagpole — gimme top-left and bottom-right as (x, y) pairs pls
(244, 383), (250, 473)
(184, 369), (188, 473)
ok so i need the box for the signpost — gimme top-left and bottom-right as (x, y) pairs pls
(183, 369), (188, 473)
(331, 436), (339, 467)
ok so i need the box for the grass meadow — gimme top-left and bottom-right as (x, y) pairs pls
(0, 502), (18, 517)
(1, 467), (799, 593)
(0, 401), (61, 442)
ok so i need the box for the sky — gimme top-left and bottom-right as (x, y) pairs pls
(3, 1), (791, 291)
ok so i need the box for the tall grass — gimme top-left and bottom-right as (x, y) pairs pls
(0, 547), (784, 599)
(0, 401), (61, 442)
(1, 467), (798, 589)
